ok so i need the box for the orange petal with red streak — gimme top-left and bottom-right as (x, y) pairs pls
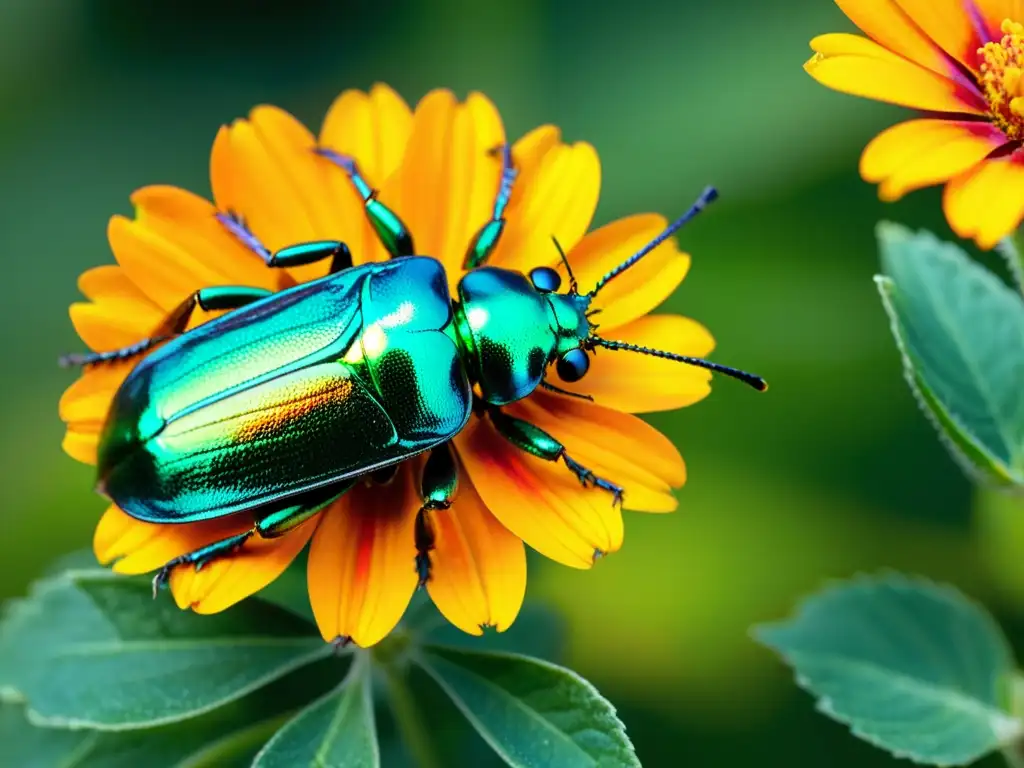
(307, 467), (419, 646)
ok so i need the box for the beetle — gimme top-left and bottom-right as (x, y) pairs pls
(61, 144), (767, 593)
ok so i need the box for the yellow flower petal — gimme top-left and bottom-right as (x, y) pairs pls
(60, 362), (132, 465)
(861, 119), (1008, 200)
(490, 133), (601, 275)
(69, 299), (162, 352)
(318, 83), (414, 266)
(455, 416), (623, 569)
(109, 187), (278, 312)
(835, 0), (958, 76)
(426, 478), (526, 635)
(94, 504), (314, 615)
(381, 90), (505, 283)
(77, 264), (157, 305)
(132, 186), (283, 291)
(565, 213), (690, 330)
(557, 314), (715, 413)
(974, 0), (1024, 39)
(805, 33), (986, 114)
(63, 429), (99, 465)
(173, 521), (316, 616)
(892, 0), (984, 69)
(307, 467), (419, 646)
(209, 108), (348, 285)
(320, 83), (413, 185)
(94, 504), (234, 574)
(944, 153), (1024, 248)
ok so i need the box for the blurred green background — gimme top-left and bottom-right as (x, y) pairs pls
(3, 0), (1022, 765)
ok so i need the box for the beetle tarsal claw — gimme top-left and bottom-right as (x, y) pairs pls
(151, 568), (172, 599)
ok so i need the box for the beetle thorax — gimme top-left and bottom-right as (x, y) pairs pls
(453, 267), (590, 406)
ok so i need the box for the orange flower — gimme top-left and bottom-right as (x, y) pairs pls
(60, 84), (724, 647)
(806, 1), (1024, 248)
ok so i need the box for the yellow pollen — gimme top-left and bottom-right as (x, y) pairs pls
(979, 18), (1024, 139)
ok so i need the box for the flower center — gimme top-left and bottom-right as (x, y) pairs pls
(979, 19), (1024, 140)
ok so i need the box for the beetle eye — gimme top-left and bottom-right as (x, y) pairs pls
(556, 348), (590, 382)
(529, 266), (562, 293)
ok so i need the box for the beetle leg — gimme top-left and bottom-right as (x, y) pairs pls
(485, 406), (624, 506)
(462, 143), (517, 270)
(59, 285), (273, 368)
(151, 530), (253, 597)
(314, 148), (415, 259)
(216, 212), (355, 274)
(415, 444), (459, 587)
(150, 480), (354, 597)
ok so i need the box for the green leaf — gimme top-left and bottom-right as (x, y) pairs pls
(0, 569), (331, 729)
(417, 647), (638, 768)
(874, 223), (1024, 488)
(753, 572), (1021, 766)
(255, 551), (315, 623)
(419, 602), (566, 662)
(253, 658), (379, 768)
(0, 699), (96, 768)
(0, 697), (280, 768)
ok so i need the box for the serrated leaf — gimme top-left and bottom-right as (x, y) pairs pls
(875, 223), (1024, 488)
(417, 647), (638, 768)
(0, 570), (331, 729)
(253, 658), (379, 768)
(753, 572), (1021, 766)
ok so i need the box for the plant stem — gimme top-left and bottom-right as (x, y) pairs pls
(381, 661), (442, 768)
(998, 230), (1024, 296)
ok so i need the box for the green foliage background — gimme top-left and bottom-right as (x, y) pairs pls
(1, 0), (1020, 765)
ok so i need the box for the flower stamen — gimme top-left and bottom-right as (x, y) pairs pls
(979, 19), (1024, 139)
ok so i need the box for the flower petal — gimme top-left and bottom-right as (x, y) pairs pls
(805, 33), (986, 113)
(892, 0), (985, 69)
(861, 119), (1009, 200)
(490, 130), (602, 275)
(508, 398), (678, 514)
(63, 429), (99, 465)
(69, 298), (163, 352)
(944, 151), (1024, 248)
(210, 108), (352, 285)
(320, 83), (413, 185)
(974, 0), (1024, 40)
(77, 264), (157, 305)
(381, 90), (505, 283)
(426, 478), (526, 635)
(94, 505), (314, 615)
(60, 362), (133, 465)
(514, 390), (686, 503)
(307, 467), (419, 646)
(835, 0), (962, 75)
(566, 213), (690, 330)
(557, 314), (715, 413)
(317, 83), (414, 266)
(109, 186), (283, 311)
(173, 523), (315, 616)
(455, 416), (623, 569)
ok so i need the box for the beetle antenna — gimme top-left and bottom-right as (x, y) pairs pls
(551, 236), (578, 295)
(588, 186), (718, 298)
(589, 336), (767, 392)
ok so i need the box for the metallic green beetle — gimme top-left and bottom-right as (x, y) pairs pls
(61, 145), (766, 591)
